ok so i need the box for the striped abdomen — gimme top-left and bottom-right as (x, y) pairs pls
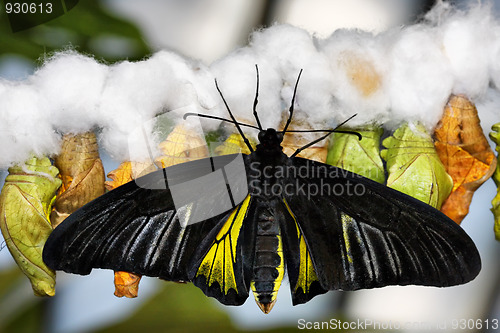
(250, 202), (285, 313)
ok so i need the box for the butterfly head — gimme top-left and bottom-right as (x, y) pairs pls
(256, 128), (284, 154)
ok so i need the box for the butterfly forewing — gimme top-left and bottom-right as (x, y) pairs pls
(43, 155), (250, 283)
(281, 157), (481, 291)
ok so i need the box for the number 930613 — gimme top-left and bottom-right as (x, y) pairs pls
(450, 319), (498, 330)
(5, 2), (53, 14)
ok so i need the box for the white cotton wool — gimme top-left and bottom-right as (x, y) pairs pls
(250, 24), (316, 78)
(319, 29), (390, 127)
(99, 51), (211, 161)
(439, 4), (494, 99)
(210, 47), (282, 131)
(384, 25), (453, 130)
(476, 88), (500, 136)
(488, 25), (500, 90)
(187, 63), (219, 120)
(30, 51), (109, 134)
(3, 1), (500, 168)
(0, 82), (60, 167)
(250, 25), (335, 128)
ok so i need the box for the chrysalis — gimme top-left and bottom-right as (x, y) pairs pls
(489, 123), (500, 240)
(381, 122), (453, 209)
(0, 156), (61, 296)
(214, 133), (257, 156)
(155, 124), (210, 168)
(50, 132), (106, 228)
(327, 125), (385, 183)
(105, 162), (156, 191)
(434, 95), (496, 224)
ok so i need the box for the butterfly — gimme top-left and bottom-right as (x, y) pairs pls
(42, 66), (481, 314)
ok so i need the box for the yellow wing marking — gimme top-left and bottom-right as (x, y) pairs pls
(272, 234), (285, 299)
(196, 195), (251, 295)
(282, 199), (319, 293)
(341, 213), (355, 263)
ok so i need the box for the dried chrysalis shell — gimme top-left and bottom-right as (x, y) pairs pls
(326, 125), (385, 183)
(113, 271), (141, 298)
(0, 156), (61, 296)
(50, 132), (105, 228)
(105, 161), (156, 191)
(434, 95), (496, 224)
(155, 124), (209, 168)
(381, 122), (453, 209)
(488, 123), (500, 240)
(214, 133), (257, 156)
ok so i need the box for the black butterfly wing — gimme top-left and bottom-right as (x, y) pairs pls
(43, 154), (255, 304)
(281, 157), (481, 300)
(190, 194), (258, 305)
(279, 199), (328, 305)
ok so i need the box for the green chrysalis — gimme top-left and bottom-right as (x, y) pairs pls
(0, 157), (61, 296)
(327, 125), (385, 183)
(489, 123), (500, 240)
(381, 122), (453, 209)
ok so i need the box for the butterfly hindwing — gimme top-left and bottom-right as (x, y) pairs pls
(190, 195), (254, 305)
(282, 157), (481, 292)
(280, 198), (327, 305)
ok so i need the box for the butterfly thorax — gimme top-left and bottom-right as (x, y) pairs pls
(247, 128), (289, 199)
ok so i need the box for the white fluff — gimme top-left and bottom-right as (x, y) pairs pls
(0, 82), (60, 166)
(210, 47), (282, 131)
(320, 29), (390, 127)
(250, 25), (335, 128)
(99, 50), (215, 161)
(30, 51), (109, 133)
(384, 25), (453, 130)
(2, 1), (500, 168)
(438, 4), (494, 98)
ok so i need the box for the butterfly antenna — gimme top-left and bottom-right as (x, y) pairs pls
(290, 114), (361, 158)
(282, 69), (303, 134)
(183, 113), (260, 130)
(215, 79), (255, 153)
(253, 65), (263, 130)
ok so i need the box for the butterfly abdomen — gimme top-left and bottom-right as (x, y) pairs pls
(250, 202), (285, 314)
